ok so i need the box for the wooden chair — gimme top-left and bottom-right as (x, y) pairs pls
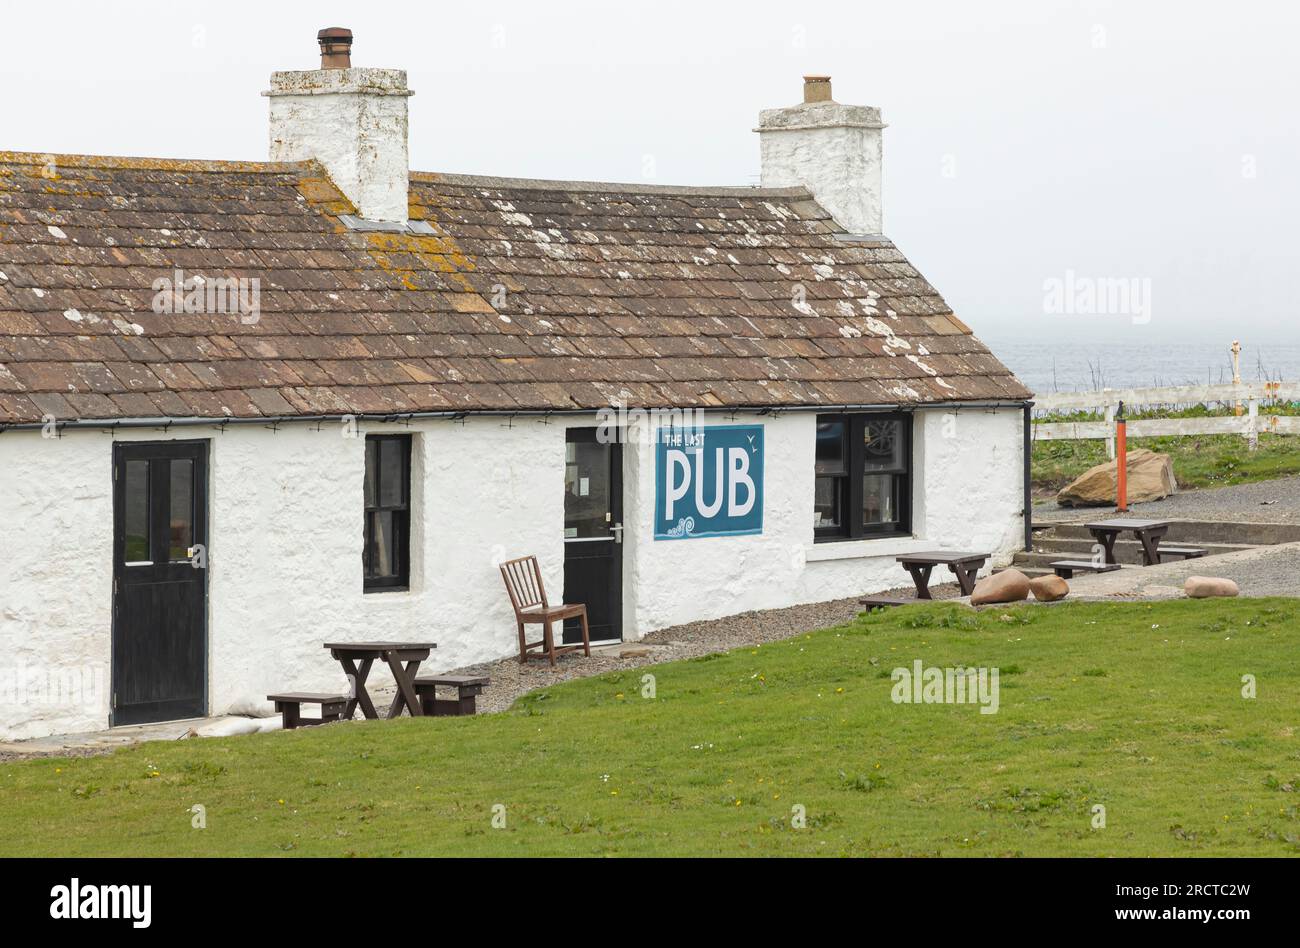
(499, 555), (591, 666)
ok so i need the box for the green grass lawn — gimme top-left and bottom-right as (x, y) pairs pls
(3, 599), (1299, 857)
(1032, 433), (1300, 495)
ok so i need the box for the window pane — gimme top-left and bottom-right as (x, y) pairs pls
(863, 420), (904, 471)
(565, 440), (611, 539)
(168, 459), (193, 561)
(379, 439), (405, 507)
(124, 460), (150, 561)
(815, 420), (846, 475)
(863, 474), (898, 526)
(366, 510), (397, 578)
(814, 476), (842, 529)
(364, 439), (378, 508)
(364, 436), (412, 589)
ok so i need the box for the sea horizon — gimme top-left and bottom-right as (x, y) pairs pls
(981, 337), (1300, 397)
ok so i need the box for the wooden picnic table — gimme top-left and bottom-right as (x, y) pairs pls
(895, 551), (990, 599)
(1082, 518), (1170, 566)
(323, 641), (437, 720)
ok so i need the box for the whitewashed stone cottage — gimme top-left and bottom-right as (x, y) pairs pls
(0, 30), (1031, 739)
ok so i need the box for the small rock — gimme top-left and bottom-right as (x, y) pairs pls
(1029, 575), (1069, 602)
(1184, 576), (1240, 599)
(618, 647), (651, 659)
(971, 569), (1031, 605)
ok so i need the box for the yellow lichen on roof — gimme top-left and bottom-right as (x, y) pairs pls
(0, 151), (305, 174)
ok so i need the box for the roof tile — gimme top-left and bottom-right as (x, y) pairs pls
(0, 155), (1028, 423)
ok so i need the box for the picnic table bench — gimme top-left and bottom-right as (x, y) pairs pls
(323, 641), (437, 720)
(1051, 560), (1122, 580)
(266, 692), (348, 730)
(1083, 518), (1170, 566)
(858, 595), (913, 613)
(895, 551), (990, 599)
(1158, 545), (1207, 562)
(414, 675), (490, 716)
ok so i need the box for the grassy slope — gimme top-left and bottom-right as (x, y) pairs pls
(2, 599), (1299, 857)
(1032, 433), (1300, 495)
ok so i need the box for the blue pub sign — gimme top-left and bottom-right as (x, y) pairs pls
(654, 425), (764, 540)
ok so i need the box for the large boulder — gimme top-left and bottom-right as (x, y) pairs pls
(970, 569), (1031, 605)
(1057, 448), (1177, 507)
(1029, 574), (1070, 602)
(1184, 576), (1240, 598)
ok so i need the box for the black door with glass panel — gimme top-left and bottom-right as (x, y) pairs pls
(111, 441), (208, 726)
(563, 428), (622, 643)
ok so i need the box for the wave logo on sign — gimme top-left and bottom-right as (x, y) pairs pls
(655, 425), (763, 540)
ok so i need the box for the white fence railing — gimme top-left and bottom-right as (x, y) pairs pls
(1033, 381), (1300, 456)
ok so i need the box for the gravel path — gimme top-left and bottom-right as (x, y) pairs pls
(1064, 541), (1300, 600)
(1034, 475), (1300, 524)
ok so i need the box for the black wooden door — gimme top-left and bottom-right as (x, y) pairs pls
(111, 441), (208, 726)
(563, 428), (623, 643)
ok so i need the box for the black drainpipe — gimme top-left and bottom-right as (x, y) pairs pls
(1022, 402), (1034, 551)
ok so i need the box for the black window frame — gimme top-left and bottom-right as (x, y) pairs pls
(814, 412), (912, 542)
(363, 434), (412, 592)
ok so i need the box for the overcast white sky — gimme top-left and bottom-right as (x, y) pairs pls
(3, 0), (1296, 344)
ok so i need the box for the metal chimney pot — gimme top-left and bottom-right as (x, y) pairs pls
(318, 27), (353, 69)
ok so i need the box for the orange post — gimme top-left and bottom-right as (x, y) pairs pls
(1115, 400), (1128, 512)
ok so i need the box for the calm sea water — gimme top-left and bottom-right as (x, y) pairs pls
(982, 339), (1300, 397)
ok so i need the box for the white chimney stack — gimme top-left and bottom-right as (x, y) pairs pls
(264, 28), (413, 223)
(756, 77), (886, 236)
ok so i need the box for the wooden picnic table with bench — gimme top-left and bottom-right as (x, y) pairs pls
(895, 551), (990, 599)
(323, 641), (437, 720)
(1083, 518), (1170, 566)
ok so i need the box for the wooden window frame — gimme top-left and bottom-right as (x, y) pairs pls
(363, 434), (412, 592)
(814, 412), (912, 542)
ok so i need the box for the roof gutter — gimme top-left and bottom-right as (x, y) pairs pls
(0, 400), (1033, 434)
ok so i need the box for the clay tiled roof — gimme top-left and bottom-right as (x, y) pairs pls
(0, 153), (1028, 424)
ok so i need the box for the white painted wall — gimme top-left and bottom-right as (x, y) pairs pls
(0, 407), (1024, 740)
(622, 408), (1024, 633)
